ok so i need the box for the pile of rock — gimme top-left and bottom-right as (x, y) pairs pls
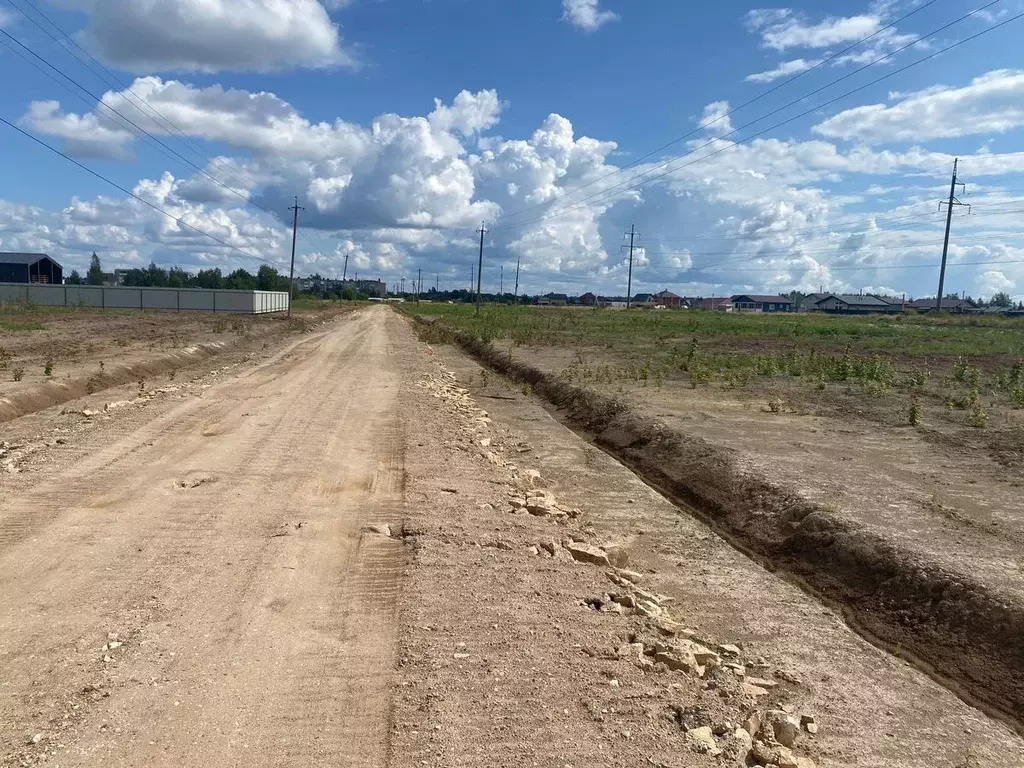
(508, 489), (580, 521)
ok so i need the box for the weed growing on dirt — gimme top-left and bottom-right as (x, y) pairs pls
(138, 379), (146, 392)
(169, 369), (177, 381)
(479, 369), (490, 388)
(969, 402), (989, 429)
(12, 367), (25, 381)
(85, 378), (98, 395)
(768, 398), (783, 414)
(44, 358), (53, 377)
(909, 399), (923, 426)
(522, 382), (533, 397)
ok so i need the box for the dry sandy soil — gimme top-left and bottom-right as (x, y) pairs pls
(1, 306), (1022, 767)
(0, 306), (337, 421)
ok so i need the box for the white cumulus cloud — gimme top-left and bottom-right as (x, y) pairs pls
(49, 0), (351, 73)
(745, 57), (821, 83)
(814, 69), (1024, 144)
(562, 0), (619, 31)
(746, 9), (881, 50)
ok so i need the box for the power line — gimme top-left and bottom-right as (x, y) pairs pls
(0, 8), (330, 261)
(3, 0), (259, 194)
(493, 0), (948, 227)
(493, 2), (1017, 232)
(0, 114), (284, 268)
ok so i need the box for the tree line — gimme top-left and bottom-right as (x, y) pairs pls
(65, 253), (292, 292)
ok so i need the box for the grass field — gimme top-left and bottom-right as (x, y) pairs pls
(410, 304), (1024, 426)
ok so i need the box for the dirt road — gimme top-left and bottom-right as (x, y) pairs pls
(0, 307), (405, 766)
(4, 306), (1024, 768)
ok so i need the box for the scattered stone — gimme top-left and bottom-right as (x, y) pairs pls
(616, 569), (644, 584)
(616, 643), (645, 659)
(600, 544), (629, 568)
(82, 409), (98, 418)
(686, 726), (722, 757)
(527, 545), (541, 556)
(539, 540), (557, 557)
(564, 542), (610, 567)
(524, 469), (543, 486)
(654, 649), (704, 678)
(746, 676), (779, 689)
(634, 599), (664, 619)
(741, 682), (771, 700)
(453, 653), (470, 660)
(483, 540), (514, 552)
(796, 758), (817, 768)
(509, 499), (525, 510)
(718, 643), (742, 657)
(478, 437), (491, 448)
(801, 714), (818, 735)
(364, 524), (392, 537)
(763, 710), (801, 748)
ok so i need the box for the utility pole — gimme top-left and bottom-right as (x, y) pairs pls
(500, 265), (504, 299)
(287, 196), (304, 318)
(937, 158), (969, 312)
(514, 257), (520, 305)
(476, 222), (487, 316)
(624, 224), (637, 309)
(470, 265), (474, 294)
(342, 252), (349, 282)
(417, 268), (422, 304)
(435, 274), (439, 293)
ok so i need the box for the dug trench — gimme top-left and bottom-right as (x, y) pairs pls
(416, 317), (1024, 736)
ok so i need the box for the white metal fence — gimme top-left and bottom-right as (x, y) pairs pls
(0, 283), (289, 314)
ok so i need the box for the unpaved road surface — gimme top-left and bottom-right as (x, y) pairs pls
(1, 308), (404, 766)
(3, 306), (1024, 767)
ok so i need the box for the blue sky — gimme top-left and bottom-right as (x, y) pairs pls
(2, 0), (1024, 299)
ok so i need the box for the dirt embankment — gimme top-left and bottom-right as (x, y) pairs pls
(423, 320), (1024, 735)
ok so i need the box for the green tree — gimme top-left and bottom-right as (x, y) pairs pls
(257, 264), (281, 291)
(341, 286), (358, 301)
(146, 262), (170, 287)
(195, 268), (224, 289)
(167, 267), (188, 288)
(65, 270), (83, 285)
(225, 268), (258, 290)
(86, 253), (104, 285)
(990, 291), (1013, 308)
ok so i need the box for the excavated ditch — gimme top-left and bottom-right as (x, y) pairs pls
(424, 320), (1024, 736)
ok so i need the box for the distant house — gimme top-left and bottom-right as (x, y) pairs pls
(731, 294), (793, 313)
(632, 293), (655, 307)
(0, 252), (63, 285)
(653, 290), (682, 309)
(814, 294), (903, 315)
(907, 298), (977, 313)
(799, 293), (830, 312)
(688, 297), (734, 312)
(580, 292), (598, 306)
(536, 293), (569, 306)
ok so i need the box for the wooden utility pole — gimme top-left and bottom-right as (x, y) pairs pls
(417, 268), (422, 304)
(500, 265), (503, 298)
(476, 222), (487, 315)
(470, 265), (474, 294)
(342, 253), (349, 281)
(936, 159), (969, 312)
(287, 196), (304, 318)
(514, 257), (520, 305)
(625, 224), (637, 309)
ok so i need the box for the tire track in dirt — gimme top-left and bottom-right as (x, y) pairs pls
(0, 307), (408, 767)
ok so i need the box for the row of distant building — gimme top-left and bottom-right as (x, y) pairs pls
(542, 291), (1020, 315)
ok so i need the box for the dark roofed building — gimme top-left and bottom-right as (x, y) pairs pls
(0, 253), (64, 285)
(907, 298), (977, 313)
(731, 294), (793, 313)
(814, 294), (903, 314)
